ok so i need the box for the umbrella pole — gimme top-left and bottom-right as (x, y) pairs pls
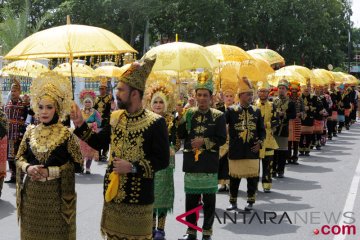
(70, 54), (75, 100)
(177, 71), (180, 96)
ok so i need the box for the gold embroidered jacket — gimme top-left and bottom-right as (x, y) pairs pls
(74, 109), (170, 205)
(226, 105), (266, 160)
(273, 96), (297, 137)
(93, 94), (114, 126)
(301, 94), (316, 126)
(255, 100), (279, 157)
(177, 107), (226, 173)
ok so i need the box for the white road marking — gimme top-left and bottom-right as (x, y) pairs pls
(333, 154), (360, 240)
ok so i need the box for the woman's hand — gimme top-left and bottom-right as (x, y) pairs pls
(27, 165), (48, 181)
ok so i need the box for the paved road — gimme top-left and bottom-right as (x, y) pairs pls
(1, 123), (360, 240)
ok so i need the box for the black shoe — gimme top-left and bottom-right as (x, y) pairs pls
(346, 126), (350, 130)
(299, 152), (304, 156)
(328, 136), (332, 140)
(154, 229), (166, 240)
(178, 234), (196, 240)
(245, 203), (254, 211)
(202, 236), (212, 240)
(218, 185), (228, 192)
(4, 178), (15, 183)
(305, 152), (310, 156)
(226, 203), (238, 211)
(277, 173), (284, 178)
(316, 145), (321, 150)
(264, 188), (271, 193)
(333, 133), (338, 137)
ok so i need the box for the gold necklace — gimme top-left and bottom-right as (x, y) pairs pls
(29, 123), (69, 154)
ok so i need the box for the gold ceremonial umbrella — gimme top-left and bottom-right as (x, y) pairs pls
(4, 23), (137, 96)
(332, 72), (351, 84)
(205, 44), (254, 62)
(252, 56), (275, 76)
(280, 65), (314, 83)
(53, 62), (95, 78)
(247, 48), (285, 67)
(347, 74), (360, 85)
(5, 24), (137, 60)
(142, 42), (219, 72)
(0, 60), (49, 78)
(268, 69), (306, 86)
(148, 70), (194, 84)
(311, 69), (334, 86)
(95, 65), (126, 78)
(0, 70), (9, 77)
(237, 61), (271, 82)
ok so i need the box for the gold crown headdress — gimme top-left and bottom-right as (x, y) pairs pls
(30, 72), (72, 121)
(219, 62), (240, 95)
(195, 70), (214, 93)
(238, 76), (254, 94)
(144, 72), (176, 113)
(119, 55), (157, 91)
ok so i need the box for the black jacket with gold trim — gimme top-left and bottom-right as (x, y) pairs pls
(301, 94), (316, 126)
(273, 96), (297, 137)
(226, 105), (265, 160)
(74, 109), (170, 205)
(177, 107), (226, 173)
(93, 94), (114, 127)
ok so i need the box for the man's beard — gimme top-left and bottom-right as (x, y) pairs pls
(116, 97), (130, 110)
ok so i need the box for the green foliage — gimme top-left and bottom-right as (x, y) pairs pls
(0, 0), (356, 68)
(0, 0), (51, 54)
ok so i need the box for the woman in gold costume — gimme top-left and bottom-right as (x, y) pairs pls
(16, 72), (83, 240)
(145, 76), (178, 240)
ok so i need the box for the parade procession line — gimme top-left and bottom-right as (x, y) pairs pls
(1, 124), (360, 239)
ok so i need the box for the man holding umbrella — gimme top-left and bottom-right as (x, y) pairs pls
(93, 77), (115, 162)
(71, 55), (170, 240)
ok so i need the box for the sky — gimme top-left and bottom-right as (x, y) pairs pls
(352, 0), (360, 27)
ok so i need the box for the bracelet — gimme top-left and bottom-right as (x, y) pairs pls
(25, 165), (31, 173)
